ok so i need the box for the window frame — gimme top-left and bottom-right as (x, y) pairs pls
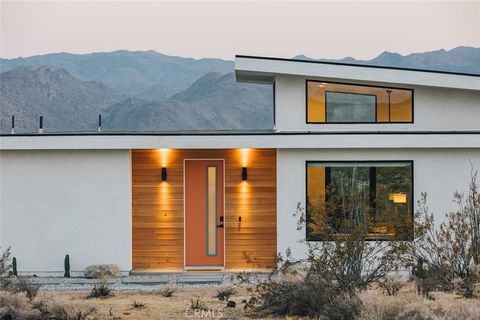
(305, 80), (415, 124)
(305, 160), (414, 242)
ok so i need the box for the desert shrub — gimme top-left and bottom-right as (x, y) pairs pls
(246, 276), (361, 319)
(0, 248), (12, 290)
(0, 292), (43, 320)
(391, 171), (480, 298)
(132, 301), (145, 309)
(48, 305), (96, 320)
(160, 286), (176, 297)
(246, 200), (403, 318)
(412, 257), (438, 299)
(0, 248), (40, 301)
(360, 300), (404, 320)
(12, 278), (40, 301)
(378, 276), (405, 296)
(0, 248), (11, 277)
(0, 278), (40, 302)
(293, 203), (402, 293)
(324, 295), (363, 320)
(189, 297), (208, 311)
(215, 287), (236, 301)
(87, 278), (112, 299)
(396, 302), (480, 320)
(232, 251), (263, 284)
(233, 271), (252, 284)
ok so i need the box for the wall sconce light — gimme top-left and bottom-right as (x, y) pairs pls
(161, 167), (167, 181)
(242, 167), (248, 180)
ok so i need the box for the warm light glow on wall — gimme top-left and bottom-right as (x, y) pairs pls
(156, 179), (171, 221)
(240, 148), (251, 167)
(157, 148), (171, 167)
(240, 180), (249, 193)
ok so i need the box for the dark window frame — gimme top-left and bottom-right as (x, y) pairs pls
(305, 80), (415, 124)
(305, 160), (414, 242)
(273, 80), (276, 128)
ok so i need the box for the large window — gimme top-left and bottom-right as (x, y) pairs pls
(306, 161), (413, 240)
(307, 81), (413, 123)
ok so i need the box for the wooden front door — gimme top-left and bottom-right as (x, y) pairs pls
(185, 160), (224, 267)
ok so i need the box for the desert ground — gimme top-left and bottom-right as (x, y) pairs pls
(2, 282), (480, 320)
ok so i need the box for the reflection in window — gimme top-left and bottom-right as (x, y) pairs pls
(326, 92), (376, 122)
(306, 161), (413, 240)
(307, 81), (413, 123)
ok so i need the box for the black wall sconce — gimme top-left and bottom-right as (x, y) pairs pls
(242, 167), (248, 180)
(38, 116), (44, 134)
(98, 114), (102, 132)
(161, 167), (167, 181)
(11, 115), (15, 134)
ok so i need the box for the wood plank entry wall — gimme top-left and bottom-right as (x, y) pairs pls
(132, 149), (277, 270)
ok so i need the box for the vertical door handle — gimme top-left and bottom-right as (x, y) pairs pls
(217, 216), (224, 228)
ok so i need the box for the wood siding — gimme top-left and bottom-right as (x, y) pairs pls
(132, 149), (277, 270)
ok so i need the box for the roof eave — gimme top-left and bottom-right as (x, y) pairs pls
(234, 55), (480, 91)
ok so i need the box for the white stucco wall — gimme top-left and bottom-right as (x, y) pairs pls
(274, 75), (480, 132)
(0, 150), (131, 275)
(277, 148), (480, 260)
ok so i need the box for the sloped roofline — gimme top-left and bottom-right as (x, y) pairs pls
(235, 54), (480, 77)
(235, 55), (480, 91)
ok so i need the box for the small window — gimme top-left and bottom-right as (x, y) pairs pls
(306, 161), (413, 240)
(307, 81), (413, 123)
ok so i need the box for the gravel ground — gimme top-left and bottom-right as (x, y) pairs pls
(25, 272), (269, 292)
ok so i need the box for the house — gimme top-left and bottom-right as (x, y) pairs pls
(1, 55), (479, 276)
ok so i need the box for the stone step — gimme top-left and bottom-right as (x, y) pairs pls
(178, 272), (224, 284)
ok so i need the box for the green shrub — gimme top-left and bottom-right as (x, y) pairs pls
(87, 279), (112, 299)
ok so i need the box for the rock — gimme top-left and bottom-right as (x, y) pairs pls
(84, 264), (121, 279)
(473, 283), (480, 299)
(226, 301), (236, 308)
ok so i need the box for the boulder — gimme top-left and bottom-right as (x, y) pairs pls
(84, 264), (121, 279)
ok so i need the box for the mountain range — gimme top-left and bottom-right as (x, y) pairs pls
(1, 46), (479, 133)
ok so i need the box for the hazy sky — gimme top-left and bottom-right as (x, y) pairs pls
(1, 1), (479, 61)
